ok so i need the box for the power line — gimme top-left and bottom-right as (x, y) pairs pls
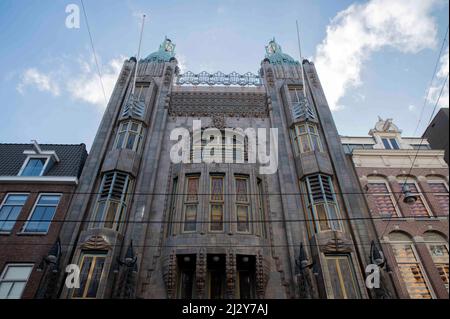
(80, 0), (108, 105)
(413, 24), (449, 136)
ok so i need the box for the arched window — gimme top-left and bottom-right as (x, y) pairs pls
(427, 177), (449, 216)
(423, 232), (449, 292)
(366, 177), (400, 217)
(389, 232), (433, 298)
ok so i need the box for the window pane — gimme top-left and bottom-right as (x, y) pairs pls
(325, 256), (359, 299)
(86, 257), (105, 298)
(104, 201), (118, 229)
(184, 205), (197, 232)
(38, 195), (60, 206)
(382, 138), (392, 150)
(236, 178), (248, 202)
(116, 132), (126, 149)
(126, 133), (137, 150)
(3, 266), (32, 281)
(310, 134), (321, 152)
(73, 257), (92, 298)
(0, 282), (13, 299)
(300, 135), (311, 153)
(7, 282), (26, 299)
(210, 204), (223, 231)
(186, 177), (199, 202)
(390, 138), (400, 149)
(315, 203), (330, 231)
(21, 158), (46, 176)
(237, 205), (249, 232)
(367, 183), (396, 216)
(327, 204), (341, 231)
(5, 195), (28, 205)
(211, 177), (224, 201)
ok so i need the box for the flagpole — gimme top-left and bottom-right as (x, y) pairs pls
(132, 14), (146, 95)
(296, 20), (307, 100)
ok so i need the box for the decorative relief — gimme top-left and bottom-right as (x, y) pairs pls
(212, 114), (226, 130)
(265, 68), (275, 87)
(176, 71), (262, 86)
(319, 232), (354, 253)
(255, 251), (269, 299)
(163, 250), (177, 299)
(168, 92), (268, 118)
(196, 248), (207, 299)
(225, 250), (236, 299)
(163, 66), (173, 86)
(118, 65), (131, 86)
(80, 235), (111, 250)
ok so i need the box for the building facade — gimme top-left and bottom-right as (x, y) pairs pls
(342, 118), (449, 299)
(423, 108), (449, 165)
(0, 142), (87, 299)
(54, 38), (395, 299)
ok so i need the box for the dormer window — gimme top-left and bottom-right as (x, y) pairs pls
(381, 138), (400, 150)
(18, 141), (59, 177)
(20, 157), (48, 176)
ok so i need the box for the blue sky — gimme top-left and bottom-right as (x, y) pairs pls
(0, 0), (448, 150)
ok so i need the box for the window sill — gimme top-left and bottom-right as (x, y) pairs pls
(0, 231), (12, 236)
(17, 231), (48, 236)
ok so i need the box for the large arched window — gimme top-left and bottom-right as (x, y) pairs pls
(389, 232), (433, 299)
(423, 232), (449, 292)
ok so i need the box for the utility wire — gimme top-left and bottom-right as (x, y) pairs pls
(80, 0), (108, 105)
(413, 24), (449, 136)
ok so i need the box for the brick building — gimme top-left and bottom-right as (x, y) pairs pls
(342, 117), (449, 299)
(423, 108), (449, 165)
(0, 141), (87, 299)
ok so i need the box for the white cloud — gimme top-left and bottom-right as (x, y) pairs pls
(17, 55), (125, 108)
(17, 68), (60, 96)
(67, 55), (124, 107)
(314, 0), (439, 111)
(408, 104), (416, 112)
(429, 46), (449, 108)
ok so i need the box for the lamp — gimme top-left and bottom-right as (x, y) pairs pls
(402, 184), (417, 205)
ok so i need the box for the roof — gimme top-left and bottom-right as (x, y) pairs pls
(0, 143), (88, 177)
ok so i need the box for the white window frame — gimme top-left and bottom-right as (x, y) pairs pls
(21, 193), (62, 234)
(0, 193), (29, 234)
(0, 263), (34, 299)
(18, 155), (51, 177)
(367, 179), (401, 217)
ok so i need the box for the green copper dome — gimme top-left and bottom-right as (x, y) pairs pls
(143, 37), (176, 62)
(264, 38), (299, 65)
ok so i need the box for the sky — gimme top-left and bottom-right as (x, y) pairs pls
(0, 0), (448, 150)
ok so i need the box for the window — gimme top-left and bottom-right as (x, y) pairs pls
(381, 138), (400, 150)
(237, 255), (256, 299)
(325, 255), (360, 299)
(207, 255), (225, 299)
(0, 264), (33, 299)
(428, 181), (449, 216)
(257, 179), (267, 238)
(72, 253), (106, 299)
(293, 123), (323, 154)
(23, 194), (61, 233)
(304, 174), (342, 232)
(400, 181), (430, 217)
(167, 177), (178, 236)
(92, 172), (132, 231)
(183, 176), (199, 232)
(235, 176), (250, 232)
(19, 157), (48, 176)
(424, 232), (449, 292)
(367, 182), (399, 217)
(210, 176), (224, 232)
(389, 232), (433, 299)
(115, 120), (144, 152)
(0, 194), (28, 233)
(177, 255), (196, 299)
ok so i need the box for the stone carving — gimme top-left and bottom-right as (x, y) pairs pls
(169, 91), (268, 118)
(176, 71), (262, 86)
(212, 114), (225, 130)
(320, 232), (354, 253)
(255, 251), (269, 298)
(162, 250), (177, 299)
(163, 66), (173, 86)
(225, 250), (236, 299)
(265, 68), (275, 87)
(80, 235), (111, 250)
(196, 248), (207, 298)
